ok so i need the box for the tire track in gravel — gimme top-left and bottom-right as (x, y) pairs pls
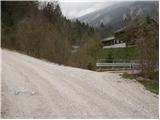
(2, 49), (158, 118)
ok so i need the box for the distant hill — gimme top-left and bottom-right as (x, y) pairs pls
(78, 1), (158, 37)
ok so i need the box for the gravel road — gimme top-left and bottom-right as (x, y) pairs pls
(1, 50), (158, 118)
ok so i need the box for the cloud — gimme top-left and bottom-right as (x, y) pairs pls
(59, 2), (115, 19)
(56, 0), (156, 19)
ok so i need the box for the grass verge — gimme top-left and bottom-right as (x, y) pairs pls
(121, 72), (159, 94)
(97, 47), (136, 60)
(138, 80), (159, 94)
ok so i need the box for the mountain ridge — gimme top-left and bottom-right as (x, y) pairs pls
(78, 1), (158, 32)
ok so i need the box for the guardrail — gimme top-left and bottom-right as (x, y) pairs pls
(97, 59), (139, 63)
(96, 59), (141, 71)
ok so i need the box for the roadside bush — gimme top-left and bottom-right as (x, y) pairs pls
(2, 1), (101, 70)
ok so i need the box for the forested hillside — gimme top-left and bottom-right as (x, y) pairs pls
(79, 1), (158, 38)
(2, 1), (101, 70)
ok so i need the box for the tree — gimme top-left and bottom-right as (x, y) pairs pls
(2, 1), (101, 70)
(1, 1), (38, 49)
(100, 22), (104, 28)
(136, 21), (158, 79)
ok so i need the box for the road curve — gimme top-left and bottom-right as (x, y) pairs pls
(1, 49), (158, 118)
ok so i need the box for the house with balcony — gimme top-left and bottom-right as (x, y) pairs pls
(101, 36), (126, 48)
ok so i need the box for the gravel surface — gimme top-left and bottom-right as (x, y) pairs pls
(1, 49), (159, 118)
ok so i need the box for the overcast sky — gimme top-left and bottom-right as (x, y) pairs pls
(40, 0), (155, 19)
(59, 1), (117, 19)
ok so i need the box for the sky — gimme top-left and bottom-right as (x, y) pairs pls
(40, 0), (156, 19)
(59, 1), (117, 19)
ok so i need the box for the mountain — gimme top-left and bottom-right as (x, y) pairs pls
(78, 1), (158, 37)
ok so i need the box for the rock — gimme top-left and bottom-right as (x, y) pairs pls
(14, 91), (20, 95)
(136, 77), (145, 81)
(14, 89), (37, 96)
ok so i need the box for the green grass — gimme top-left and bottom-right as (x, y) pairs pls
(97, 47), (136, 60)
(121, 72), (135, 79)
(97, 47), (159, 94)
(139, 80), (159, 94)
(121, 73), (159, 94)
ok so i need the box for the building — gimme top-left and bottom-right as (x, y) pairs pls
(101, 36), (126, 48)
(114, 17), (159, 47)
(101, 36), (115, 46)
(101, 17), (159, 49)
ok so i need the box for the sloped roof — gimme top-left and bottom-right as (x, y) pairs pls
(114, 27), (126, 34)
(101, 36), (115, 42)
